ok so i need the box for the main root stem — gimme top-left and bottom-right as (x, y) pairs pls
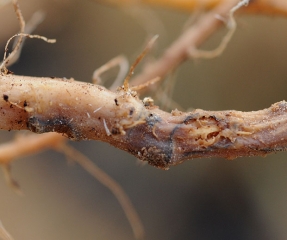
(1, 74), (287, 169)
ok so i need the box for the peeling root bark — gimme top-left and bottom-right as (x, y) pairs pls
(1, 74), (287, 169)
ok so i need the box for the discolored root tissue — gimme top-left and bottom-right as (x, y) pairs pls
(1, 74), (287, 170)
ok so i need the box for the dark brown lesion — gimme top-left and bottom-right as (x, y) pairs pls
(27, 116), (82, 140)
(3, 94), (9, 102)
(165, 112), (242, 165)
(122, 111), (227, 169)
(124, 114), (174, 170)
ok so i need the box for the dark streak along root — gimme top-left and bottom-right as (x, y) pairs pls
(27, 116), (82, 140)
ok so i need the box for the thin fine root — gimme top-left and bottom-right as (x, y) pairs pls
(2, 0), (23, 71)
(0, 0), (25, 73)
(131, 76), (161, 91)
(93, 106), (102, 113)
(123, 35), (158, 91)
(0, 221), (14, 240)
(0, 0), (55, 73)
(103, 118), (111, 136)
(7, 10), (46, 67)
(58, 144), (145, 240)
(1, 164), (22, 195)
(0, 33), (56, 72)
(188, 0), (249, 59)
(11, 0), (25, 60)
(92, 55), (129, 90)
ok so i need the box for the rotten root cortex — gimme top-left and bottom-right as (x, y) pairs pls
(27, 116), (82, 140)
(24, 102), (287, 170)
(121, 102), (287, 170)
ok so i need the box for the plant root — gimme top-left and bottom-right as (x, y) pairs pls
(1, 75), (287, 170)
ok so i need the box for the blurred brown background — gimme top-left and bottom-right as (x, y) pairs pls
(1, 0), (287, 239)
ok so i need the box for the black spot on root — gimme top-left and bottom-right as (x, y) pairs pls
(27, 116), (82, 140)
(3, 94), (8, 102)
(129, 107), (135, 116)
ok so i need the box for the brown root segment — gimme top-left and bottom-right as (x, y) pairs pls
(1, 74), (287, 169)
